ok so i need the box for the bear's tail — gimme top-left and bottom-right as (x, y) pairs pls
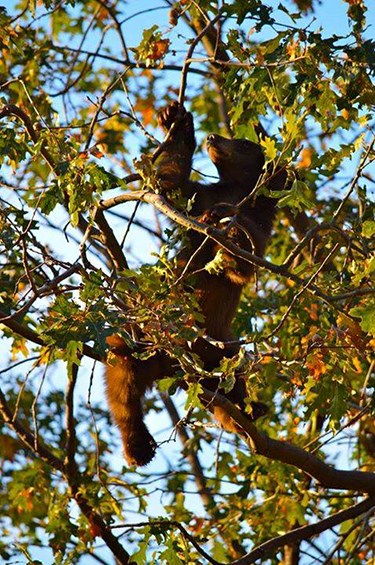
(105, 336), (157, 466)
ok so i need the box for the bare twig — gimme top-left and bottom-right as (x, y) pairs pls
(265, 242), (341, 339)
(332, 136), (375, 223)
(52, 45), (210, 78)
(178, 10), (224, 105)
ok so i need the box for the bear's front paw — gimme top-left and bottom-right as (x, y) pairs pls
(157, 101), (185, 131)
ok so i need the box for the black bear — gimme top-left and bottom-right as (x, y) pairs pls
(105, 103), (287, 466)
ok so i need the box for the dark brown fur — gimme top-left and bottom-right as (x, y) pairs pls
(105, 103), (287, 466)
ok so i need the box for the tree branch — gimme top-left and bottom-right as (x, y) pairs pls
(199, 387), (375, 494)
(230, 495), (375, 565)
(178, 10), (224, 105)
(98, 190), (370, 311)
(0, 386), (64, 470)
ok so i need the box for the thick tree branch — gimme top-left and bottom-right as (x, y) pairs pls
(99, 191), (374, 309)
(230, 495), (375, 565)
(94, 209), (129, 271)
(65, 363), (79, 477)
(200, 387), (375, 494)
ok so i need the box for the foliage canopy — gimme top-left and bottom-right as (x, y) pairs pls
(0, 1), (374, 564)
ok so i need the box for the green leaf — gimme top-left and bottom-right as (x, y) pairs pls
(362, 220), (375, 238)
(160, 545), (184, 565)
(350, 300), (375, 336)
(184, 382), (204, 410)
(204, 248), (227, 275)
(330, 383), (348, 427)
(158, 377), (179, 393)
(65, 340), (82, 378)
(130, 527), (151, 565)
(277, 179), (314, 211)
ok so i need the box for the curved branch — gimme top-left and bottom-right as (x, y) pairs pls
(200, 387), (375, 494)
(178, 10), (224, 105)
(231, 495), (375, 565)
(98, 190), (365, 310)
(52, 45), (210, 78)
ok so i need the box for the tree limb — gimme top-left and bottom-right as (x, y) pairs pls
(200, 387), (375, 494)
(98, 190), (373, 310)
(230, 495), (375, 565)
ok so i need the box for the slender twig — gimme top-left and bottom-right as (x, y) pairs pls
(332, 136), (375, 223)
(178, 10), (224, 105)
(113, 518), (220, 565)
(321, 504), (374, 565)
(160, 393), (212, 506)
(283, 223), (366, 268)
(51, 45), (210, 77)
(265, 242), (341, 339)
(95, 0), (129, 58)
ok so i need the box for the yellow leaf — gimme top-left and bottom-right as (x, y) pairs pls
(297, 147), (313, 169)
(260, 137), (277, 162)
(341, 108), (350, 120)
